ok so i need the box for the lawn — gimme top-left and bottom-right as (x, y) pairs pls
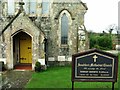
(26, 54), (120, 89)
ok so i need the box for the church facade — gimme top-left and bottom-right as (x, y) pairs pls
(0, 0), (89, 70)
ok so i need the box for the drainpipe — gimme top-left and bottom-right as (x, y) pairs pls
(76, 24), (79, 53)
(44, 37), (48, 65)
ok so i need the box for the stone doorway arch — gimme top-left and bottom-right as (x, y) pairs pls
(2, 13), (45, 70)
(12, 31), (32, 69)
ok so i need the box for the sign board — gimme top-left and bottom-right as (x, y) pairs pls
(72, 49), (118, 82)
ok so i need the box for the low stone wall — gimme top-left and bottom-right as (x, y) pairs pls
(47, 61), (71, 66)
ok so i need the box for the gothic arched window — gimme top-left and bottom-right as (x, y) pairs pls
(30, 0), (36, 14)
(8, 0), (15, 15)
(42, 0), (50, 14)
(61, 13), (68, 44)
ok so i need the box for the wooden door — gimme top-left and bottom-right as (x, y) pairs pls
(19, 33), (32, 64)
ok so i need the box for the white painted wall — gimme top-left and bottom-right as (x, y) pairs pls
(48, 57), (55, 61)
(67, 57), (72, 61)
(0, 58), (6, 64)
(58, 56), (65, 61)
(38, 59), (45, 65)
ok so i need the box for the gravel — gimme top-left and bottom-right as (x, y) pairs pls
(1, 70), (33, 89)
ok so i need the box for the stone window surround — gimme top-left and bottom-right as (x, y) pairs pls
(58, 10), (72, 48)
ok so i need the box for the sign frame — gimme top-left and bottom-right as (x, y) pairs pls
(72, 49), (118, 82)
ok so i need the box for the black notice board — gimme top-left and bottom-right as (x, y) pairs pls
(72, 49), (118, 82)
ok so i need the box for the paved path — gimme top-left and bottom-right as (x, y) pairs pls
(1, 70), (33, 89)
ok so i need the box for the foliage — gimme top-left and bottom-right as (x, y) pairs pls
(35, 61), (41, 67)
(89, 33), (112, 50)
(35, 61), (41, 72)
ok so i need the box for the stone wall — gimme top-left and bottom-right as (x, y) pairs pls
(46, 2), (88, 62)
(1, 13), (45, 69)
(0, 0), (89, 68)
(33, 1), (89, 62)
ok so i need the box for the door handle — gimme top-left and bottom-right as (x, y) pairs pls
(28, 47), (31, 49)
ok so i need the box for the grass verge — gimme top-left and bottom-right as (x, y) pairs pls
(25, 54), (120, 89)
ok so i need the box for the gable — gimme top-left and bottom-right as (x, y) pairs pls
(11, 13), (44, 36)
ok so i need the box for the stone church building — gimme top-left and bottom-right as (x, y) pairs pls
(0, 0), (89, 70)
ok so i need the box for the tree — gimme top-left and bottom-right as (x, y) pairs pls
(89, 32), (112, 50)
(106, 24), (117, 34)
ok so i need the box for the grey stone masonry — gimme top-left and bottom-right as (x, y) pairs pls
(0, 0), (89, 69)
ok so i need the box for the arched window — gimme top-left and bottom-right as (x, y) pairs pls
(61, 13), (68, 44)
(42, 0), (50, 14)
(23, 0), (29, 14)
(30, 0), (36, 14)
(8, 0), (15, 15)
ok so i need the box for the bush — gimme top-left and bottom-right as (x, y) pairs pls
(89, 33), (112, 50)
(35, 61), (41, 72)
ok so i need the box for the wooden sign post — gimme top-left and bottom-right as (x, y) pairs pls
(72, 49), (118, 90)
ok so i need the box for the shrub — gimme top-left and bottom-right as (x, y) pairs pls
(35, 61), (41, 72)
(89, 33), (112, 50)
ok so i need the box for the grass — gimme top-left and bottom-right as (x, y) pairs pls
(26, 54), (120, 89)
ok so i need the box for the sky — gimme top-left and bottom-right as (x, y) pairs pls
(82, 0), (119, 33)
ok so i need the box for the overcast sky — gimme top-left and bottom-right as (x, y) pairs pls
(82, 0), (119, 33)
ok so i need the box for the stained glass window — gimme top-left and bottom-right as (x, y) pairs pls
(61, 13), (68, 44)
